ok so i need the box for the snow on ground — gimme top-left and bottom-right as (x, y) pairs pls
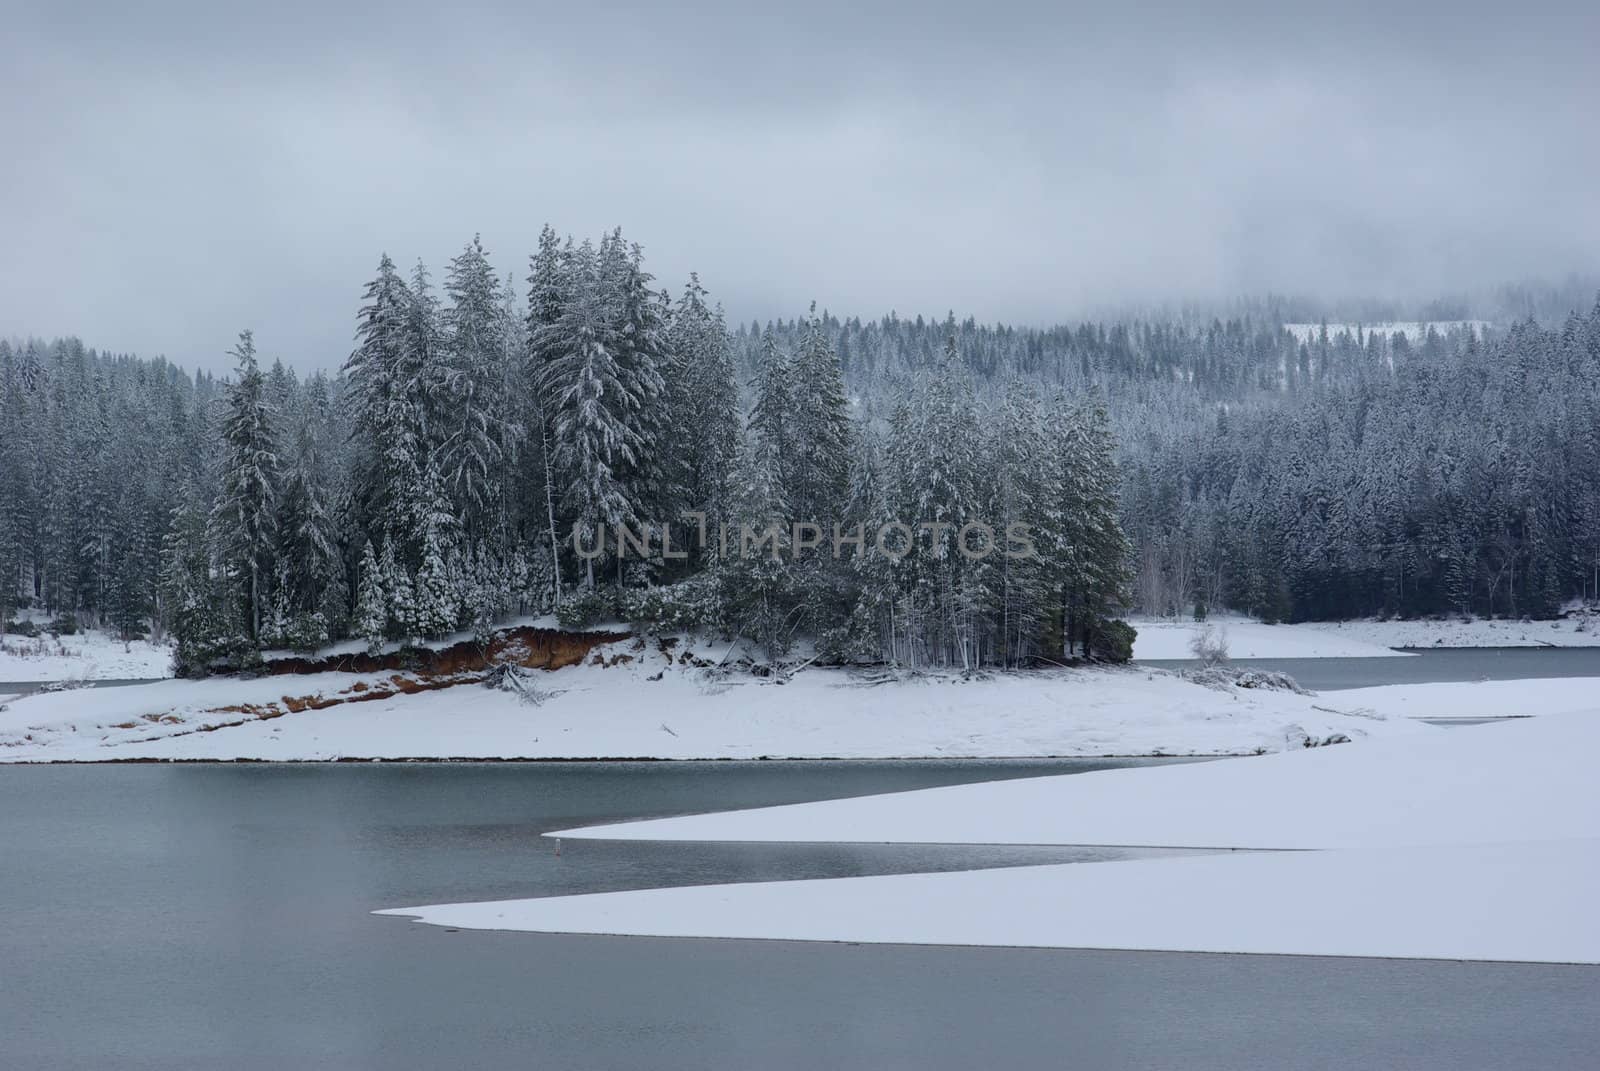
(1299, 615), (1600, 650)
(378, 837), (1600, 964)
(548, 709), (1598, 849)
(0, 642), (1431, 762)
(0, 672), (394, 758)
(1131, 613), (1600, 659)
(1328, 677), (1600, 721)
(385, 707), (1600, 964)
(0, 629), (173, 681)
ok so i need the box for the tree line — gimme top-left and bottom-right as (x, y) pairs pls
(3, 241), (1596, 672)
(0, 229), (1132, 673)
(744, 299), (1600, 622)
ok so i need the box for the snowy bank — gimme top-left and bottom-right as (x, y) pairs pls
(1132, 614), (1600, 660)
(1327, 677), (1600, 721)
(0, 637), (1428, 762)
(1300, 615), (1600, 651)
(548, 708), (1598, 849)
(378, 837), (1600, 964)
(0, 630), (173, 682)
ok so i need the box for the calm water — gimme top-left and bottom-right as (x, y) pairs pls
(1139, 645), (1600, 691)
(3, 761), (1596, 1070)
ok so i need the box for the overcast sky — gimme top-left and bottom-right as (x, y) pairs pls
(3, 1), (1597, 372)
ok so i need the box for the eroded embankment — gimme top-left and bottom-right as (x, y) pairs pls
(261, 626), (629, 677)
(89, 626), (634, 746)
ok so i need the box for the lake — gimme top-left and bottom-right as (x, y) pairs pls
(3, 761), (1596, 1070)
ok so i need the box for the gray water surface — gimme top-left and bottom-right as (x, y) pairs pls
(3, 761), (1596, 1070)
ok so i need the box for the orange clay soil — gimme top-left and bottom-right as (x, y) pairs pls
(112, 626), (633, 744)
(261, 625), (629, 677)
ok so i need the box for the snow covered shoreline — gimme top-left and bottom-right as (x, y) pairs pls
(0, 633), (1447, 762)
(1131, 613), (1600, 659)
(3, 612), (1596, 687)
(5, 622), (1597, 764)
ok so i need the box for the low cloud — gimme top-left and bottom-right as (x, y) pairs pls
(4, 0), (1596, 370)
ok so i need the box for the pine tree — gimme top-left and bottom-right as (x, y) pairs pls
(262, 564), (292, 647)
(603, 231), (672, 522)
(746, 328), (793, 516)
(666, 274), (742, 568)
(841, 427), (904, 662)
(211, 330), (279, 641)
(441, 235), (521, 541)
(345, 255), (426, 557)
(163, 488), (231, 675)
(716, 443), (798, 660)
(276, 421), (341, 620)
(525, 224), (571, 606)
(379, 538), (414, 640)
(411, 524), (458, 638)
(355, 540), (387, 654)
(536, 239), (646, 585)
(990, 383), (1052, 665)
(0, 341), (29, 622)
(886, 332), (986, 666)
(1050, 397), (1132, 658)
(787, 303), (853, 524)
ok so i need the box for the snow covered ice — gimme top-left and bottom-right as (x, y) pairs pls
(383, 709), (1600, 963)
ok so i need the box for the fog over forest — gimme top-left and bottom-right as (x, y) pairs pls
(4, 1), (1598, 372)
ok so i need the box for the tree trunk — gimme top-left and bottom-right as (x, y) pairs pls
(540, 411), (563, 608)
